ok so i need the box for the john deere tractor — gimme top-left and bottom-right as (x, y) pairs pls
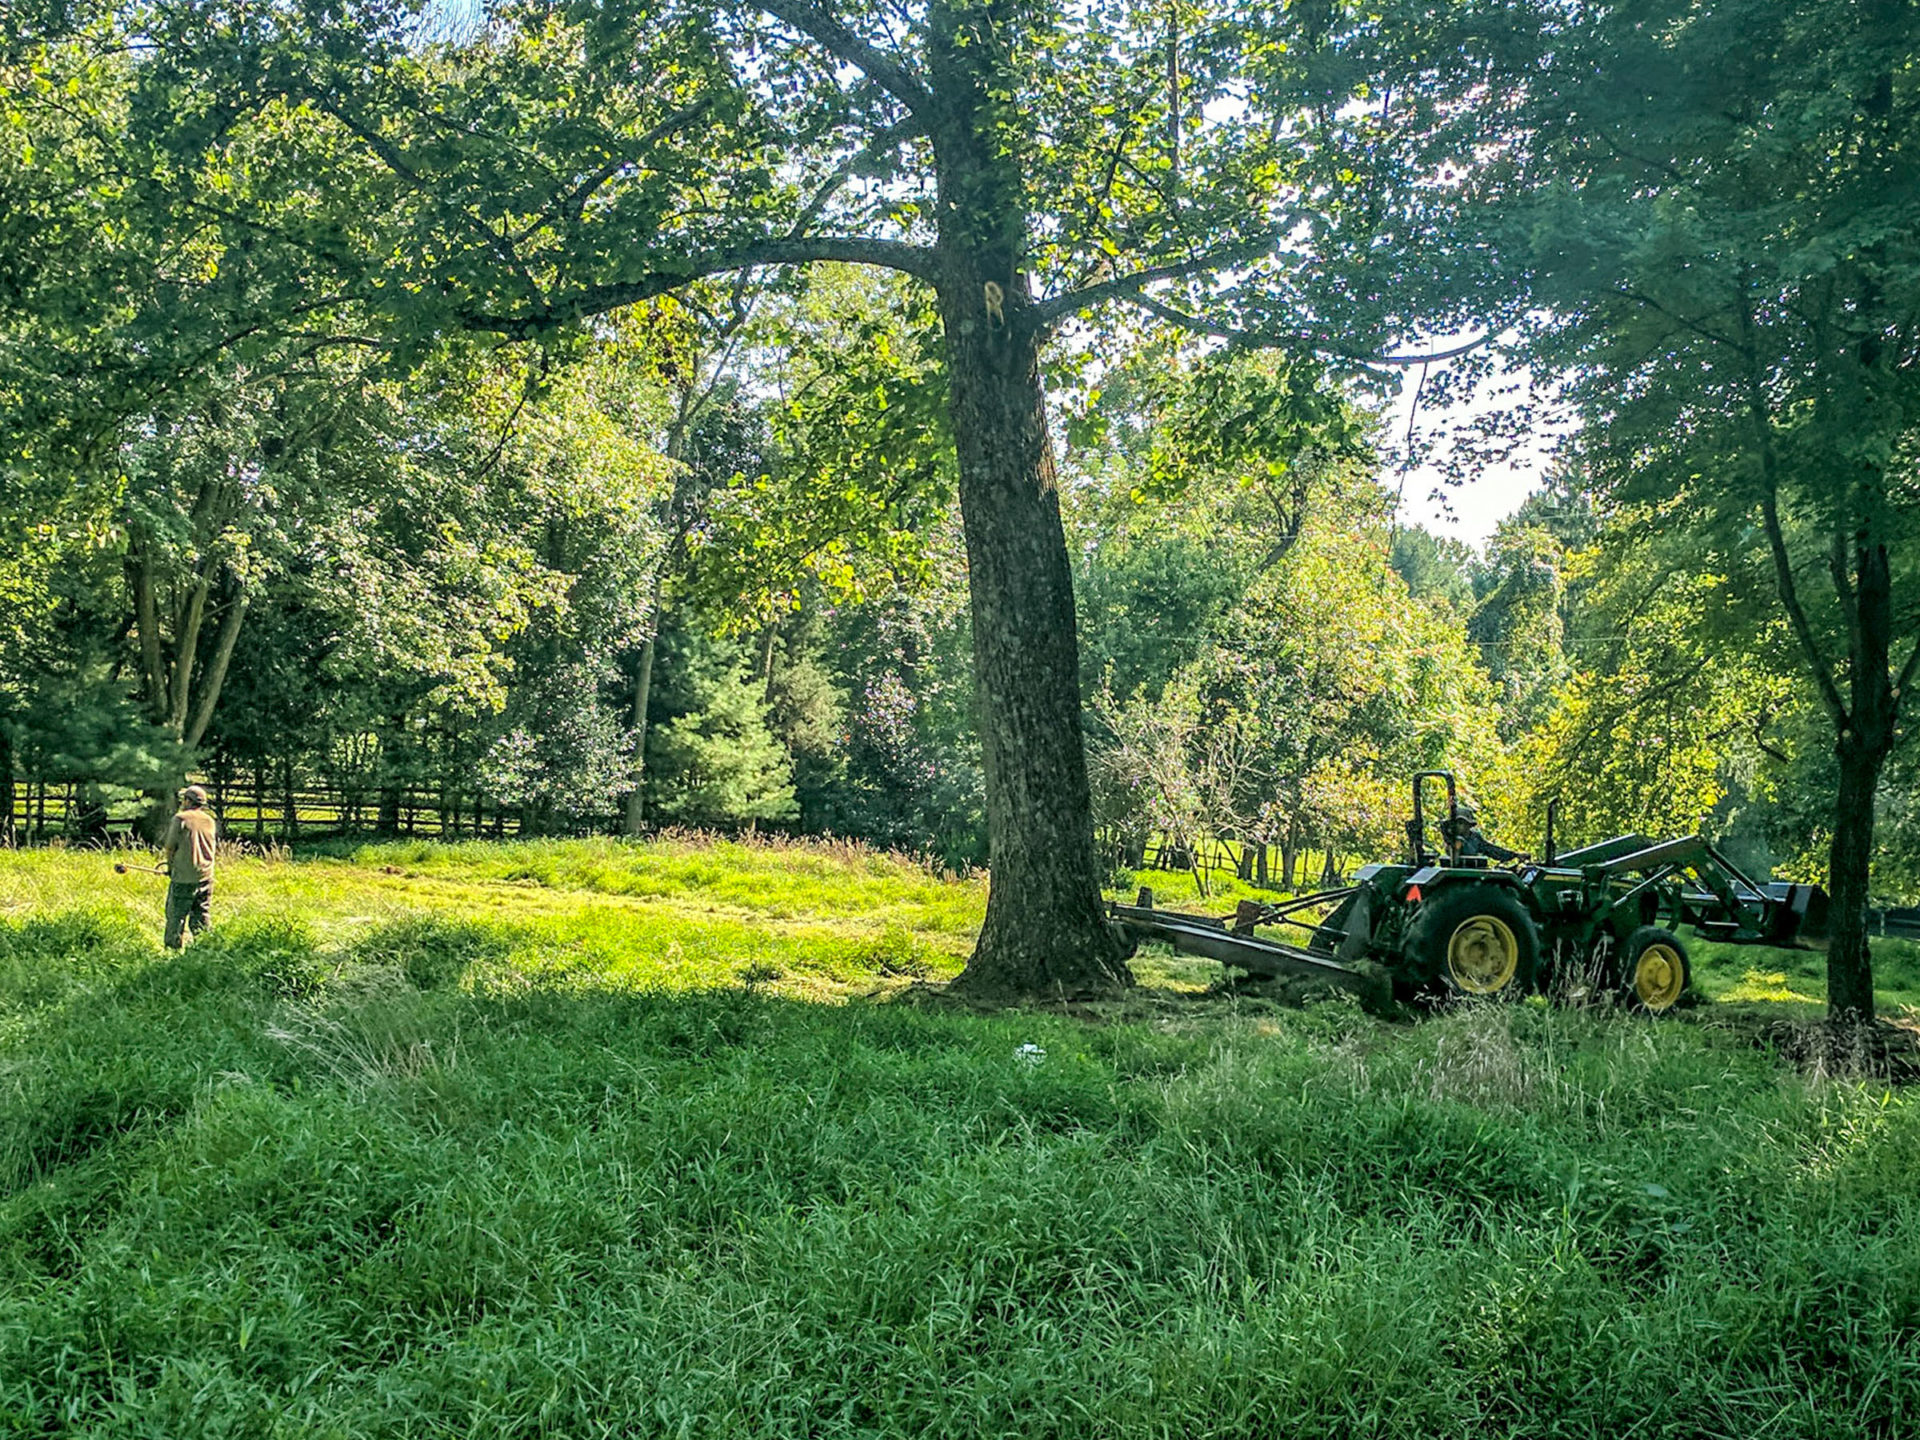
(1109, 771), (1832, 1012)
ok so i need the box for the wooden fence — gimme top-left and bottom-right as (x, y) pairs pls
(3, 778), (541, 847)
(8, 780), (1343, 892)
(1104, 829), (1351, 894)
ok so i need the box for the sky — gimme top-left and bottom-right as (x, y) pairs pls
(1382, 356), (1571, 549)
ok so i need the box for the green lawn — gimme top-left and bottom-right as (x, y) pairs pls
(3, 839), (1918, 1436)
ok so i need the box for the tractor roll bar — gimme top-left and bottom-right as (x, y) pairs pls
(1409, 771), (1459, 867)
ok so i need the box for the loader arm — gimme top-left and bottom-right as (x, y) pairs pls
(1587, 835), (1825, 948)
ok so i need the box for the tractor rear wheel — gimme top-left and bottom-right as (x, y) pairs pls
(1620, 926), (1690, 1013)
(1405, 886), (1540, 1000)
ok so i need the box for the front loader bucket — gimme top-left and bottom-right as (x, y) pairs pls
(1762, 882), (1829, 949)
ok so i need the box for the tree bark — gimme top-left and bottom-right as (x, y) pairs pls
(623, 636), (656, 837)
(925, 3), (1127, 997)
(1280, 813), (1303, 891)
(1825, 737), (1883, 1022)
(129, 545), (168, 722)
(376, 713), (405, 836)
(1821, 530), (1900, 1023)
(167, 573), (212, 739)
(936, 263), (1125, 996)
(184, 586), (248, 751)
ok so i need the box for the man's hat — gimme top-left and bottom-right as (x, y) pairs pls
(180, 784), (209, 807)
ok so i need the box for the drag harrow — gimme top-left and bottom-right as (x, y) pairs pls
(1110, 890), (1381, 996)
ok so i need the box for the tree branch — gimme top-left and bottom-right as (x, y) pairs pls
(167, 571), (211, 739)
(314, 97), (541, 302)
(184, 584), (249, 752)
(511, 98), (717, 246)
(1898, 630), (1920, 711)
(785, 114), (924, 241)
(1613, 285), (1749, 355)
(128, 544), (167, 722)
(1564, 659), (1709, 763)
(755, 1), (933, 117)
(1115, 290), (1494, 368)
(1760, 486), (1848, 727)
(1029, 238), (1278, 330)
(1829, 526), (1863, 691)
(467, 236), (937, 337)
(1738, 282), (1849, 727)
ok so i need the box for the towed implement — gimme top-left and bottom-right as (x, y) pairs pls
(1110, 771), (1859, 1013)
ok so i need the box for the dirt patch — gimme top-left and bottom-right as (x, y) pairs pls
(1703, 1010), (1920, 1084)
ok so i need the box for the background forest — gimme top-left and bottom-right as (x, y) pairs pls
(5, 259), (1904, 898)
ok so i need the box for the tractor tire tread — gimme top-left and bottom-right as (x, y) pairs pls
(1404, 883), (1542, 1000)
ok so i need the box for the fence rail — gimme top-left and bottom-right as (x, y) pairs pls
(1100, 828), (1353, 894)
(3, 778), (542, 846)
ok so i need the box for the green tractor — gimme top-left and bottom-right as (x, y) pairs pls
(1110, 771), (1832, 1012)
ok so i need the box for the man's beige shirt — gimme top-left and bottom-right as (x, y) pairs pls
(163, 809), (217, 884)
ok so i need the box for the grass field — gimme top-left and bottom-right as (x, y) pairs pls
(4, 838), (1919, 1436)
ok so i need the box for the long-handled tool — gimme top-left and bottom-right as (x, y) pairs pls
(113, 861), (168, 876)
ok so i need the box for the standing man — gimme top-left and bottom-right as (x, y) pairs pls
(162, 784), (218, 949)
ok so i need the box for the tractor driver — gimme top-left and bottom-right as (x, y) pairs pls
(1441, 799), (1523, 865)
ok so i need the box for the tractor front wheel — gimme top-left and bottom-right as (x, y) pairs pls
(1405, 886), (1541, 1000)
(1620, 926), (1690, 1013)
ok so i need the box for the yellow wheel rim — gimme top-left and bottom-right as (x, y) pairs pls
(1632, 943), (1686, 1011)
(1447, 915), (1519, 994)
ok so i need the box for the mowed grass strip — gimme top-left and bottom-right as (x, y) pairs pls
(1, 839), (1918, 1436)
(0, 837), (981, 1004)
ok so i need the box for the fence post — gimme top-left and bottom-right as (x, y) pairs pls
(282, 757), (298, 841)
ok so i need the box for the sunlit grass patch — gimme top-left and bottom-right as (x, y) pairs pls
(1719, 967), (1824, 1005)
(322, 832), (979, 926)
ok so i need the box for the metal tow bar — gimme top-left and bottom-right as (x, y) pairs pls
(1107, 899), (1370, 994)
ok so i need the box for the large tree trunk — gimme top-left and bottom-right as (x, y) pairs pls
(936, 264), (1126, 997)
(925, 4), (1127, 998)
(1824, 738), (1883, 1022)
(1820, 531), (1900, 1024)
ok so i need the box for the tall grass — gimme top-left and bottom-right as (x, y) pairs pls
(1, 840), (1917, 1435)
